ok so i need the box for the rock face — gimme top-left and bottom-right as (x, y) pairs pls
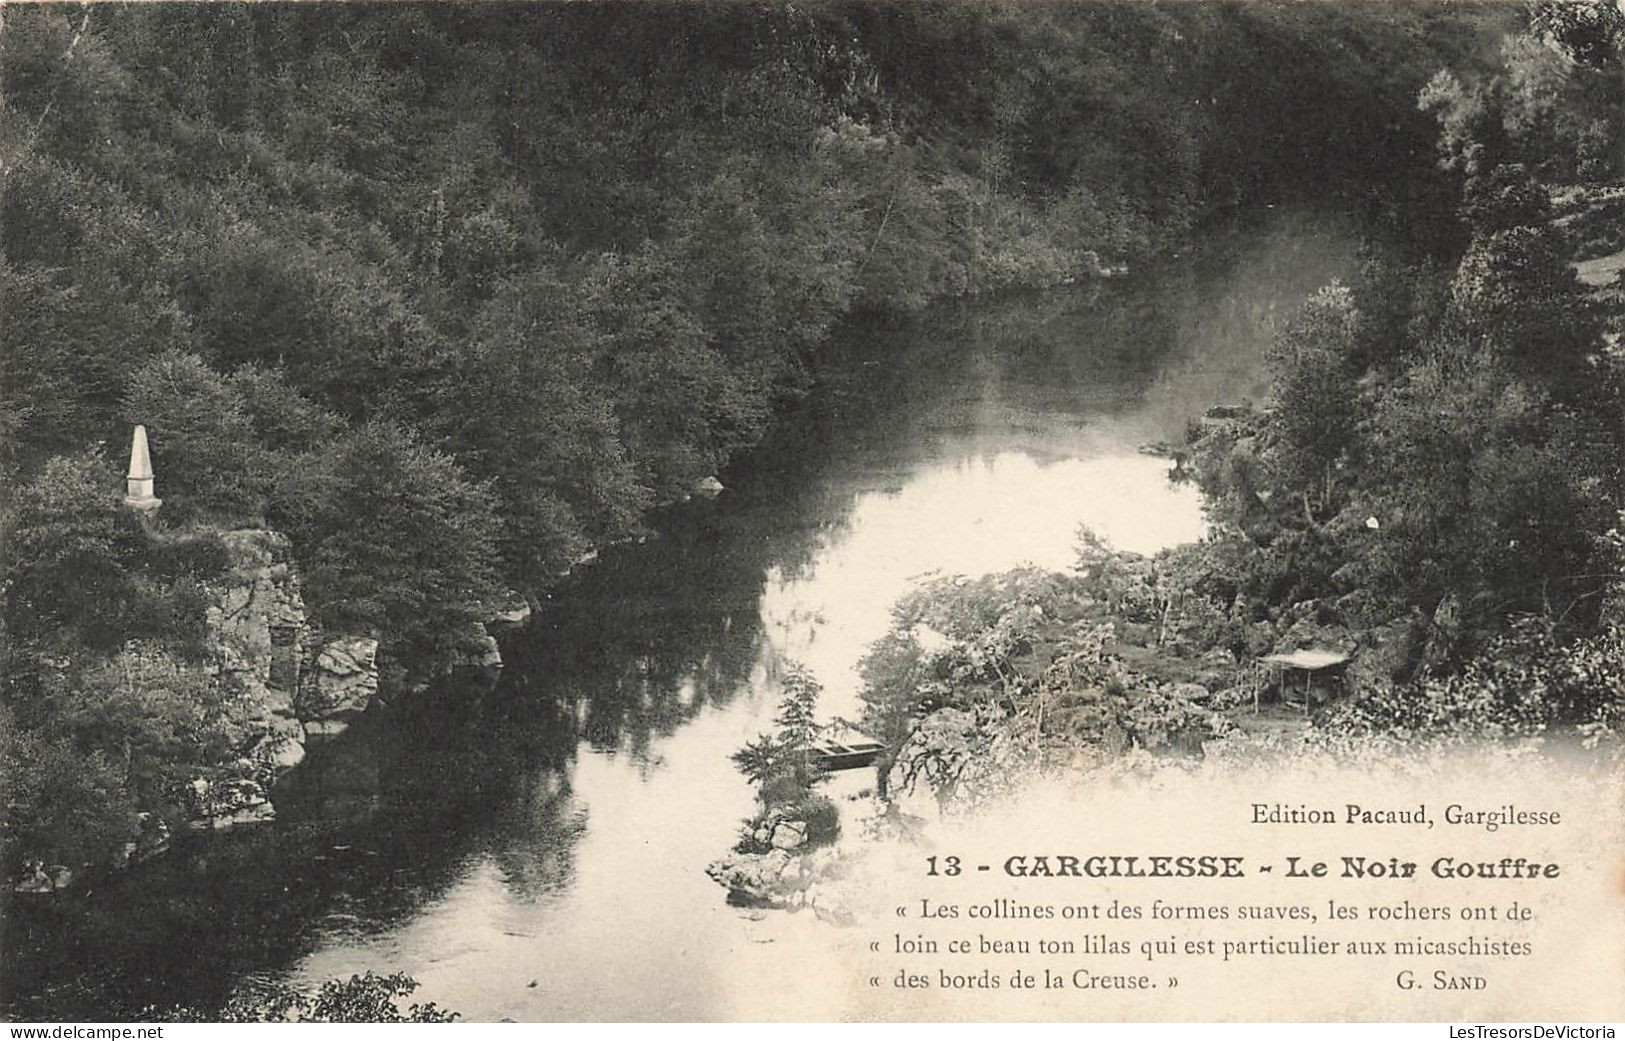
(205, 529), (313, 816)
(443, 622), (503, 671)
(296, 636), (380, 734)
(769, 820), (808, 851)
(12, 527), (389, 891)
(208, 530), (307, 713)
(205, 530), (381, 810)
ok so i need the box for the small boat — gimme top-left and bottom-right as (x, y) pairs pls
(808, 736), (886, 772)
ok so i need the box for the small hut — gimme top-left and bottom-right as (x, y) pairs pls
(1259, 648), (1349, 714)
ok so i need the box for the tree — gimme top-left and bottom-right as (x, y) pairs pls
(275, 420), (504, 671)
(0, 701), (136, 878)
(1260, 282), (1364, 523)
(578, 245), (762, 498)
(1358, 343), (1612, 638)
(731, 662), (827, 792)
(1447, 224), (1600, 398)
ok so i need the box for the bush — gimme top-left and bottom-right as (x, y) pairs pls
(144, 531), (232, 582)
(154, 972), (458, 1023)
(1320, 620), (1625, 742)
(0, 702), (137, 877)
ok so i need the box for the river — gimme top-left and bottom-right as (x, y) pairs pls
(1, 208), (1357, 1021)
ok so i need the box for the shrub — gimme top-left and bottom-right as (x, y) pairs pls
(2, 452), (143, 651)
(144, 531), (232, 582)
(154, 972), (458, 1023)
(1320, 619), (1625, 742)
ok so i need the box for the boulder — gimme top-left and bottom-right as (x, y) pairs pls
(188, 777), (276, 831)
(13, 862), (73, 894)
(446, 623), (503, 670)
(251, 729), (307, 772)
(298, 636), (380, 722)
(1347, 617), (1415, 693)
(769, 820), (808, 851)
(303, 719), (351, 741)
(1273, 611), (1357, 658)
(1168, 681), (1211, 704)
(706, 849), (797, 904)
(135, 812), (170, 862)
(693, 475), (725, 498)
(485, 590), (533, 628)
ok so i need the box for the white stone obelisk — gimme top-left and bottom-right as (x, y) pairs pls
(124, 424), (162, 511)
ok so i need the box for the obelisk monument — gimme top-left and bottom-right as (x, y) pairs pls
(124, 425), (162, 511)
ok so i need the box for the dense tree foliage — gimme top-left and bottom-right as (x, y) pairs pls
(2, 2), (1496, 589)
(1180, 2), (1625, 735)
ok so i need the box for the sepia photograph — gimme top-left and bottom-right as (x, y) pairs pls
(1, 0), (1623, 1026)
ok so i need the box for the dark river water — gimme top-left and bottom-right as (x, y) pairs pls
(2, 208), (1357, 1022)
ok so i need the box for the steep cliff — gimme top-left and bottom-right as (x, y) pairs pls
(203, 530), (389, 811)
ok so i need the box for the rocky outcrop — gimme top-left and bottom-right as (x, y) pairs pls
(15, 526), (395, 891)
(296, 636), (380, 739)
(705, 846), (853, 922)
(436, 589), (532, 672)
(484, 589), (533, 628)
(443, 623), (504, 671)
(115, 813), (171, 868)
(193, 530), (311, 827)
(185, 777), (276, 831)
(207, 529), (307, 716)
(709, 848), (796, 899)
(202, 531), (381, 813)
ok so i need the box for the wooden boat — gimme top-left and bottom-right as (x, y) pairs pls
(808, 736), (886, 772)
